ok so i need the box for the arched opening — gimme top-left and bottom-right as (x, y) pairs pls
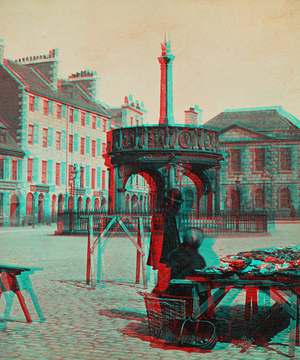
(52, 195), (57, 223)
(125, 194), (130, 211)
(94, 198), (100, 211)
(77, 197), (83, 211)
(138, 195), (143, 212)
(207, 192), (213, 215)
(254, 188), (264, 209)
(181, 171), (205, 214)
(131, 194), (138, 212)
(26, 192), (34, 225)
(57, 194), (64, 223)
(123, 170), (162, 212)
(38, 193), (44, 224)
(280, 188), (291, 208)
(10, 194), (20, 226)
(68, 196), (74, 211)
(86, 197), (91, 211)
(183, 189), (195, 211)
(231, 189), (240, 212)
(101, 197), (106, 210)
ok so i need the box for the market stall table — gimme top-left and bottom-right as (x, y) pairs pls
(0, 264), (44, 329)
(171, 271), (300, 357)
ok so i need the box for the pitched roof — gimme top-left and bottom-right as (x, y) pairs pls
(103, 107), (123, 128)
(205, 107), (300, 134)
(4, 60), (110, 117)
(0, 116), (25, 156)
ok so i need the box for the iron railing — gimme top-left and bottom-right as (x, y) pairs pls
(57, 210), (268, 235)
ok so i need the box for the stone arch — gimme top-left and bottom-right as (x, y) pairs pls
(68, 196), (74, 211)
(94, 197), (100, 211)
(26, 192), (34, 217)
(131, 194), (138, 212)
(44, 192), (50, 224)
(86, 197), (91, 211)
(101, 197), (106, 210)
(38, 193), (44, 224)
(10, 193), (20, 226)
(117, 166), (166, 212)
(254, 188), (264, 209)
(279, 188), (292, 208)
(52, 194), (57, 223)
(138, 194), (143, 211)
(182, 188), (195, 211)
(77, 196), (83, 211)
(125, 193), (130, 211)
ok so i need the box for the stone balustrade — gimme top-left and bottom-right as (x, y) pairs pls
(109, 125), (220, 154)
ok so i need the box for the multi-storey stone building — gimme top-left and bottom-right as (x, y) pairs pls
(0, 42), (149, 226)
(0, 44), (112, 226)
(0, 116), (25, 226)
(205, 106), (300, 217)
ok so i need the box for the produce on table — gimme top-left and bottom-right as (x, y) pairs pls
(201, 245), (300, 276)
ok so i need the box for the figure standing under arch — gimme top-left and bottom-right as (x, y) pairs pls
(147, 189), (184, 292)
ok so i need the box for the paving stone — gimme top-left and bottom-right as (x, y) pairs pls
(1, 226), (300, 359)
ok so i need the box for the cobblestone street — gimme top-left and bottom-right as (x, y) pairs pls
(0, 223), (300, 359)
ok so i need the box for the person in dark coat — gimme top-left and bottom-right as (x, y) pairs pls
(159, 189), (183, 265)
(148, 189), (183, 292)
(165, 228), (206, 298)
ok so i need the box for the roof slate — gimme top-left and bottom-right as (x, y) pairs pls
(205, 107), (300, 133)
(5, 60), (110, 116)
(0, 116), (24, 155)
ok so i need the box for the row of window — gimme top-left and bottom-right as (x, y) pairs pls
(230, 148), (293, 171)
(29, 95), (108, 131)
(27, 159), (106, 189)
(0, 158), (106, 190)
(253, 187), (292, 208)
(0, 159), (21, 180)
(28, 125), (106, 155)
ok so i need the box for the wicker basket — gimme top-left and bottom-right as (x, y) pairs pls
(138, 291), (190, 340)
(139, 291), (217, 349)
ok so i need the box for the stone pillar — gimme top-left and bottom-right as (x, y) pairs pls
(158, 37), (175, 126)
(214, 170), (220, 215)
(114, 166), (125, 212)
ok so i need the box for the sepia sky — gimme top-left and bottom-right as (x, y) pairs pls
(1, 0), (300, 124)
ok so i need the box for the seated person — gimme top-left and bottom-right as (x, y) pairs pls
(165, 228), (206, 298)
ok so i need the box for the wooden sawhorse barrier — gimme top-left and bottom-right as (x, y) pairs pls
(79, 214), (150, 289)
(0, 265), (45, 330)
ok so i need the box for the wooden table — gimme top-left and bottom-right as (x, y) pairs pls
(0, 264), (45, 329)
(171, 273), (300, 357)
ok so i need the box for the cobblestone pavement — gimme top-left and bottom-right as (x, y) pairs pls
(0, 223), (300, 359)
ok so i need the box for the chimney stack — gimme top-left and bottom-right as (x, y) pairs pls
(21, 48), (61, 90)
(184, 105), (202, 126)
(68, 70), (99, 99)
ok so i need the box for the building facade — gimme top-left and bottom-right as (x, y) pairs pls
(0, 117), (25, 226)
(0, 45), (114, 226)
(205, 106), (300, 217)
(0, 43), (150, 226)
